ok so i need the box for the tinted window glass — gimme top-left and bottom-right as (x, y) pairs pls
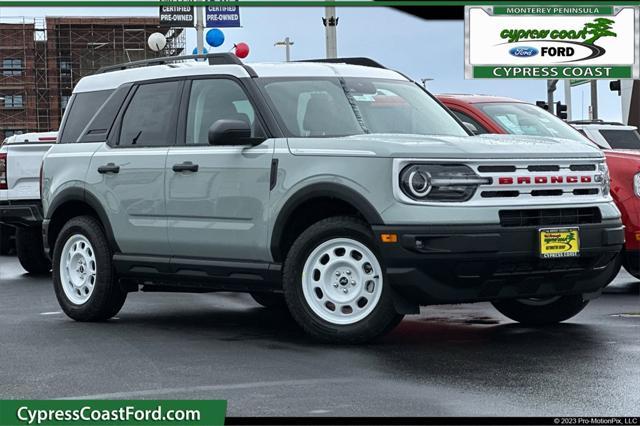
(59, 90), (113, 143)
(450, 110), (488, 135)
(600, 129), (640, 150)
(119, 81), (181, 147)
(186, 79), (263, 145)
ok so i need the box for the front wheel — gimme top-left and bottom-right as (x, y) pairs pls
(492, 295), (588, 325)
(282, 216), (403, 343)
(53, 216), (126, 321)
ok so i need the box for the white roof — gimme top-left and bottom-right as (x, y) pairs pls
(73, 61), (407, 94)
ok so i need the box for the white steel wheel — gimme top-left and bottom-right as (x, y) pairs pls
(59, 234), (97, 305)
(301, 237), (383, 325)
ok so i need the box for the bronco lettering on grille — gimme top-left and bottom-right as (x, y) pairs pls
(497, 176), (593, 185)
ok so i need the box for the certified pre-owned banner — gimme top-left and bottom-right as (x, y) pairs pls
(0, 400), (226, 426)
(465, 5), (640, 79)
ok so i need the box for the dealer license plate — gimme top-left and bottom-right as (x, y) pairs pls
(539, 228), (580, 259)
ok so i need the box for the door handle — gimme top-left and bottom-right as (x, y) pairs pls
(172, 162), (199, 173)
(97, 163), (120, 174)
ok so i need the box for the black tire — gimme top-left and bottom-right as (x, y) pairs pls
(0, 224), (13, 255)
(53, 215), (126, 321)
(492, 294), (588, 326)
(622, 249), (640, 280)
(282, 216), (403, 344)
(250, 292), (288, 310)
(15, 226), (51, 274)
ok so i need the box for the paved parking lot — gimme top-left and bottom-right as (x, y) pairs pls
(1, 254), (639, 416)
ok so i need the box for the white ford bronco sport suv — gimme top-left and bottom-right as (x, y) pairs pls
(41, 54), (623, 343)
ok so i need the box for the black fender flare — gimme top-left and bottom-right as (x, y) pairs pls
(46, 187), (120, 252)
(270, 182), (383, 262)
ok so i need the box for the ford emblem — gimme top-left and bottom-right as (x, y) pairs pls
(509, 46), (539, 57)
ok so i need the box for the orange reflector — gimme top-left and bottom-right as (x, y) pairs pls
(635, 233), (640, 242)
(381, 233), (398, 243)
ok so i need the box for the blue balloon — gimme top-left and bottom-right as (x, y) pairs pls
(206, 29), (225, 48)
(192, 47), (208, 61)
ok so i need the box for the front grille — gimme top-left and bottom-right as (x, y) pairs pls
(499, 207), (602, 227)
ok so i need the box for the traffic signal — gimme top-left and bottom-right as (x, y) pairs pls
(610, 80), (621, 95)
(556, 101), (568, 120)
(535, 101), (549, 111)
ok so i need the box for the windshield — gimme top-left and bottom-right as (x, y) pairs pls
(477, 102), (588, 143)
(258, 77), (468, 138)
(600, 129), (640, 150)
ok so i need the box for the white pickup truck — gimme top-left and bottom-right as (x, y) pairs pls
(0, 131), (57, 272)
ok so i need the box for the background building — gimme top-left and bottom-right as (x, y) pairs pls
(0, 17), (185, 140)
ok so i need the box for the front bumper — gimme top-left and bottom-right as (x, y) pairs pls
(0, 200), (43, 228)
(373, 219), (624, 305)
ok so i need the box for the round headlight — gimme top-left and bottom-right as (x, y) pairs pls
(408, 170), (432, 198)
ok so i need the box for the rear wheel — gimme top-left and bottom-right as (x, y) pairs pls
(282, 216), (403, 343)
(492, 295), (588, 325)
(15, 226), (51, 274)
(0, 224), (14, 255)
(53, 216), (126, 321)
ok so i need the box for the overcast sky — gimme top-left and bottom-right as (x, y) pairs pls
(0, 5), (622, 121)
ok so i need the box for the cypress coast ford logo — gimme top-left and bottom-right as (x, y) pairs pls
(465, 6), (639, 80)
(501, 18), (617, 63)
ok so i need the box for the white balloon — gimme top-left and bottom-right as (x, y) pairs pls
(148, 32), (167, 52)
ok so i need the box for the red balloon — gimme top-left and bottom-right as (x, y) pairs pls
(234, 42), (250, 59)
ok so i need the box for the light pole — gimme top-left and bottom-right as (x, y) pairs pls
(323, 6), (338, 59)
(420, 78), (433, 89)
(274, 37), (294, 62)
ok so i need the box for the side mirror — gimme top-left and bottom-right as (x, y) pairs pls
(208, 119), (254, 146)
(463, 121), (479, 135)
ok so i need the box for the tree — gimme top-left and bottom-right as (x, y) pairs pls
(584, 18), (617, 45)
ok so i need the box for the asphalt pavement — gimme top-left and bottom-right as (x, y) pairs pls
(1, 254), (638, 416)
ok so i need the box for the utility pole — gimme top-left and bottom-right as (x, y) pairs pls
(547, 79), (558, 115)
(421, 78), (433, 89)
(196, 6), (205, 55)
(564, 80), (572, 121)
(590, 80), (598, 120)
(323, 6), (338, 58)
(274, 37), (294, 62)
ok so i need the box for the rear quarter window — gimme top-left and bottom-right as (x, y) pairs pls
(59, 90), (113, 143)
(600, 129), (640, 150)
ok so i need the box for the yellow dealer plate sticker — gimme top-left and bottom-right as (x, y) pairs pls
(539, 228), (580, 258)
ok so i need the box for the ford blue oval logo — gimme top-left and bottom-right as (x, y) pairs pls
(509, 46), (539, 57)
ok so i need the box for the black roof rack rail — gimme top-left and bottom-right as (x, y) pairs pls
(296, 57), (387, 69)
(96, 52), (253, 75)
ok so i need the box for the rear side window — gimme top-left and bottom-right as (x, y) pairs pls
(450, 110), (488, 135)
(118, 81), (182, 147)
(600, 129), (640, 150)
(59, 90), (113, 143)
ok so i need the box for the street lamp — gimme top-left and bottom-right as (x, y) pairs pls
(274, 37), (294, 62)
(420, 78), (433, 89)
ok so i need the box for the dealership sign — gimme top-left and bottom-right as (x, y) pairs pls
(159, 0), (194, 27)
(206, 2), (241, 28)
(465, 6), (639, 79)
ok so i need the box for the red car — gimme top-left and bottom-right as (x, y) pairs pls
(438, 94), (639, 279)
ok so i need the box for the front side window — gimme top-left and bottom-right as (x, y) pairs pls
(599, 129), (640, 150)
(477, 102), (587, 143)
(450, 110), (489, 135)
(119, 81), (181, 147)
(258, 77), (468, 138)
(186, 79), (263, 145)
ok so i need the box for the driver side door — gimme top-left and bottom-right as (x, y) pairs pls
(165, 77), (274, 262)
